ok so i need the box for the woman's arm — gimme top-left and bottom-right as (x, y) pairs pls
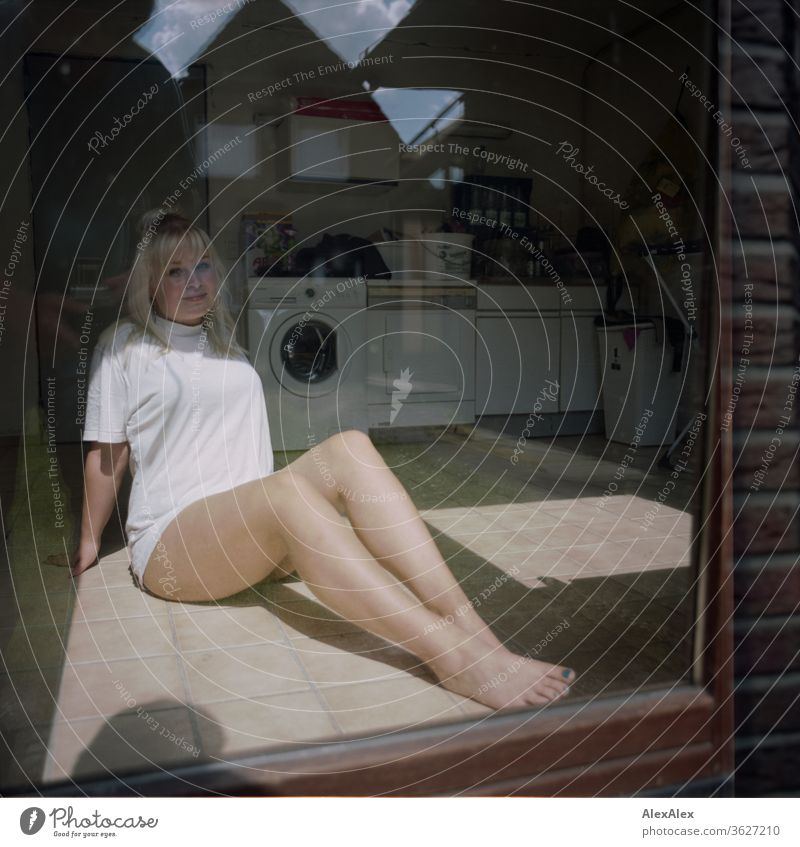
(72, 441), (130, 576)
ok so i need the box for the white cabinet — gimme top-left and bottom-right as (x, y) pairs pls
(559, 314), (603, 412)
(474, 283), (606, 417)
(367, 307), (475, 426)
(476, 315), (560, 414)
(278, 114), (400, 184)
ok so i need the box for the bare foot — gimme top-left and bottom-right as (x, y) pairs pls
(428, 644), (576, 711)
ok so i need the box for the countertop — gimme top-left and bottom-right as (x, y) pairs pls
(476, 275), (604, 287)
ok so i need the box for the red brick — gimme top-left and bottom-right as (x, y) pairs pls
(734, 556), (800, 616)
(732, 368), (798, 430)
(734, 616), (800, 675)
(732, 177), (793, 239)
(731, 305), (798, 365)
(733, 494), (800, 555)
(731, 112), (791, 173)
(735, 734), (800, 794)
(732, 434), (800, 491)
(732, 1), (788, 44)
(732, 242), (799, 303)
(735, 675), (800, 735)
(731, 47), (788, 110)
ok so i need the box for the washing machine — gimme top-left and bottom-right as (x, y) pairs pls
(246, 276), (369, 452)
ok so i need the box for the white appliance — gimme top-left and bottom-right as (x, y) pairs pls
(366, 280), (476, 427)
(247, 277), (368, 452)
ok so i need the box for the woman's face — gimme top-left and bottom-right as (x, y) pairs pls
(151, 246), (217, 325)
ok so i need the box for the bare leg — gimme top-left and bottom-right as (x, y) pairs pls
(143, 471), (571, 710)
(284, 432), (498, 643)
(285, 432), (570, 676)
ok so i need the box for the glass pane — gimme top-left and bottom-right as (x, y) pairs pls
(0, 0), (714, 789)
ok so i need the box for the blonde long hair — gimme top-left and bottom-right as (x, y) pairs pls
(124, 208), (243, 357)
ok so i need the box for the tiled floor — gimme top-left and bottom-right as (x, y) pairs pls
(0, 427), (697, 790)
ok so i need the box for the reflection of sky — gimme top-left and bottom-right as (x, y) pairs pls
(282, 0), (415, 65)
(371, 88), (464, 144)
(133, 0), (243, 79)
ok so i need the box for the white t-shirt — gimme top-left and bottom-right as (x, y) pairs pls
(83, 314), (274, 585)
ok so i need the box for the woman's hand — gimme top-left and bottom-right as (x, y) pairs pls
(70, 538), (100, 577)
(72, 441), (130, 579)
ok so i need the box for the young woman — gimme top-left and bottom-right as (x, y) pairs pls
(73, 210), (575, 711)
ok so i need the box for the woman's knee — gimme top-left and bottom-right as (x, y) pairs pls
(265, 469), (340, 522)
(323, 429), (377, 466)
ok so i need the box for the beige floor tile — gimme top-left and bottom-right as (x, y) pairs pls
(454, 698), (495, 720)
(183, 642), (308, 704)
(57, 655), (186, 721)
(596, 495), (665, 519)
(606, 537), (692, 571)
(533, 523), (610, 549)
(552, 494), (621, 511)
(481, 551), (536, 579)
(492, 510), (561, 532)
(420, 505), (473, 518)
(0, 667), (62, 730)
(1, 561), (74, 597)
(424, 508), (495, 534)
(460, 497), (552, 514)
(457, 510), (517, 532)
(278, 601), (366, 640)
(172, 605), (284, 652)
(560, 541), (631, 571)
(540, 500), (607, 521)
(266, 581), (317, 604)
(64, 617), (176, 664)
(74, 559), (137, 590)
(0, 723), (50, 790)
(3, 592), (72, 628)
(194, 689), (340, 756)
(71, 586), (171, 622)
(43, 704), (197, 784)
(578, 515), (653, 541)
(453, 530), (544, 558)
(516, 577), (549, 590)
(0, 624), (67, 672)
(98, 547), (133, 563)
(633, 514), (694, 536)
(490, 550), (590, 581)
(319, 675), (464, 736)
(293, 631), (424, 686)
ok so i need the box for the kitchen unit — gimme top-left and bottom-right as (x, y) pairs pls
(367, 281), (476, 428)
(275, 101), (400, 187)
(559, 285), (610, 414)
(475, 283), (608, 424)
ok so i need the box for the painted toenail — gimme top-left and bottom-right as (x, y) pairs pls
(562, 669), (572, 679)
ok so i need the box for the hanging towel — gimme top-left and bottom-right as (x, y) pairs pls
(622, 326), (642, 350)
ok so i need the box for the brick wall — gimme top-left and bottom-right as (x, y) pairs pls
(730, 0), (800, 797)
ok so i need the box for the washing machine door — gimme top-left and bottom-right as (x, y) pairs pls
(270, 311), (351, 398)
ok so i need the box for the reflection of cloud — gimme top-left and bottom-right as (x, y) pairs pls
(282, 0), (416, 65)
(133, 0), (245, 79)
(371, 87), (464, 144)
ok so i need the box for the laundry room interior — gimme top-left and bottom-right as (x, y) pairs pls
(0, 0), (719, 784)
